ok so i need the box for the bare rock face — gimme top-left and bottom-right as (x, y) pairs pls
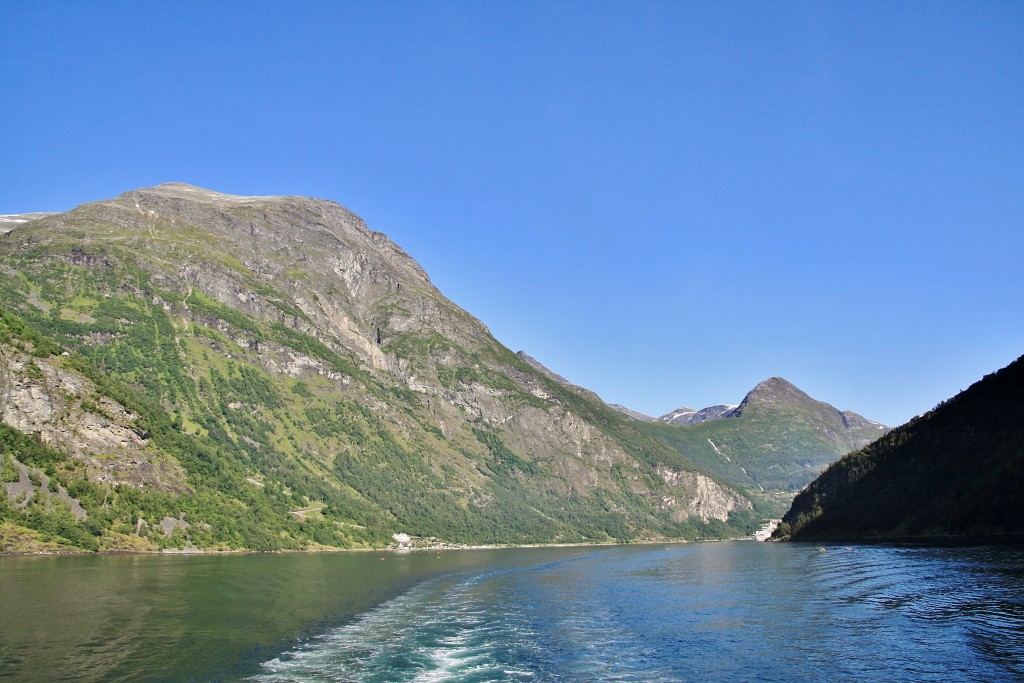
(657, 467), (752, 522)
(3, 459), (87, 520)
(0, 344), (188, 491)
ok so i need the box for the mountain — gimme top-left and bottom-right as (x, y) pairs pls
(609, 404), (655, 422)
(640, 378), (888, 517)
(0, 183), (755, 553)
(656, 404), (738, 426)
(775, 355), (1024, 543)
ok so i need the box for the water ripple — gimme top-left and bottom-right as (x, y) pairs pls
(247, 544), (1024, 682)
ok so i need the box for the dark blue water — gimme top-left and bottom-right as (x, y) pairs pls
(251, 543), (1024, 682)
(2, 542), (1023, 681)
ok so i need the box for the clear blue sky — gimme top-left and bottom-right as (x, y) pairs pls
(2, 1), (1022, 426)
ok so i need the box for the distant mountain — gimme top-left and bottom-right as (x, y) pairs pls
(641, 378), (888, 516)
(609, 404), (655, 422)
(0, 213), (56, 235)
(656, 404), (738, 426)
(514, 351), (605, 404)
(0, 183), (755, 553)
(776, 356), (1024, 543)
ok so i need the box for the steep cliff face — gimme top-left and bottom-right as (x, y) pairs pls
(0, 344), (187, 491)
(777, 356), (1024, 543)
(656, 467), (750, 523)
(0, 184), (754, 552)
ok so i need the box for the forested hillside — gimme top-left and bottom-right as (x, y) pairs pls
(776, 355), (1024, 543)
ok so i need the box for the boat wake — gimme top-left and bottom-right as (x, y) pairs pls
(250, 572), (542, 682)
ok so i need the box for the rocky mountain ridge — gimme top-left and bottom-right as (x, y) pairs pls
(608, 404), (654, 422)
(655, 404), (738, 426)
(616, 376), (885, 432)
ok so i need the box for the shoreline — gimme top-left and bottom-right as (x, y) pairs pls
(7, 530), (1023, 558)
(0, 535), (757, 559)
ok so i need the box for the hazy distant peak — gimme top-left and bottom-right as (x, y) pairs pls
(609, 404), (655, 421)
(731, 377), (886, 435)
(516, 351), (571, 385)
(655, 376), (886, 432)
(656, 404), (738, 426)
(656, 377), (814, 426)
(515, 351), (606, 404)
(0, 212), (56, 234)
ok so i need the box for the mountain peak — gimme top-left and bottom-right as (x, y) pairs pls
(132, 182), (314, 203)
(112, 183), (328, 213)
(740, 377), (812, 408)
(733, 377), (885, 438)
(657, 376), (886, 435)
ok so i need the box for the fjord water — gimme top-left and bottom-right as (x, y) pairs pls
(2, 544), (1022, 682)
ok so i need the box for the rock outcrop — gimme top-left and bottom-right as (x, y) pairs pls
(0, 344), (188, 491)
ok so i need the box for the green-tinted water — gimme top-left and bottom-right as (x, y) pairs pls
(0, 547), (591, 681)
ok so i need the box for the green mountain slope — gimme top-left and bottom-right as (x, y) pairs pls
(0, 184), (756, 552)
(776, 355), (1024, 543)
(640, 378), (888, 517)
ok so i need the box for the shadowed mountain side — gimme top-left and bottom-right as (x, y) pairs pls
(775, 355), (1024, 543)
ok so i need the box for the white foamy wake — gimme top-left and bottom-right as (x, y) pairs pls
(250, 573), (542, 683)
